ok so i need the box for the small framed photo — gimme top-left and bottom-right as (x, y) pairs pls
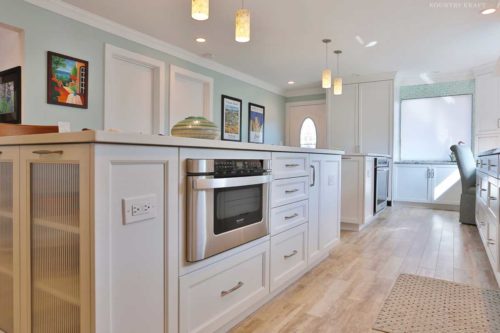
(221, 95), (242, 142)
(0, 66), (22, 124)
(47, 51), (88, 109)
(248, 103), (265, 144)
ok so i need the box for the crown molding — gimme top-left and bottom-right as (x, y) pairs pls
(396, 70), (474, 86)
(24, 0), (285, 95)
(472, 60), (498, 77)
(284, 86), (325, 98)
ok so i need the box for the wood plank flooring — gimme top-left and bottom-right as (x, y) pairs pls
(231, 206), (498, 333)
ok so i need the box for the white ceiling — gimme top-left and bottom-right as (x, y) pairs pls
(62, 0), (500, 91)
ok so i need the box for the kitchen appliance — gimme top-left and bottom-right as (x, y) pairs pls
(186, 159), (272, 262)
(374, 157), (390, 214)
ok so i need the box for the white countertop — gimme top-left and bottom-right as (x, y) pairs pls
(0, 131), (345, 155)
(343, 153), (392, 158)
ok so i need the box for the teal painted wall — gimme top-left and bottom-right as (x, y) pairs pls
(285, 93), (326, 104)
(1, 0), (286, 144)
(400, 80), (475, 100)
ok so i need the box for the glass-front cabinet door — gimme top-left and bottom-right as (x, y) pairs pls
(20, 145), (91, 333)
(0, 147), (20, 333)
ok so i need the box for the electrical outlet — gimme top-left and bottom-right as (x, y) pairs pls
(122, 194), (157, 225)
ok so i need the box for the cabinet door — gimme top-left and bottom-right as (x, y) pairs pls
(359, 80), (393, 155)
(319, 155), (341, 250)
(476, 74), (500, 133)
(308, 158), (321, 264)
(331, 84), (358, 153)
(20, 145), (91, 333)
(431, 166), (462, 205)
(394, 165), (430, 203)
(340, 157), (363, 223)
(0, 147), (20, 333)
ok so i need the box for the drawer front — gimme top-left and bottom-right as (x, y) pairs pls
(487, 155), (499, 177)
(477, 172), (489, 204)
(272, 153), (309, 179)
(270, 224), (308, 292)
(477, 204), (488, 240)
(479, 157), (489, 174)
(488, 219), (498, 267)
(272, 177), (309, 208)
(270, 200), (308, 235)
(488, 177), (499, 219)
(179, 242), (269, 333)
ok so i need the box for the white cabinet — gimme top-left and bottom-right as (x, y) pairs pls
(394, 164), (461, 205)
(308, 154), (341, 266)
(331, 80), (393, 156)
(340, 155), (376, 231)
(476, 74), (500, 134)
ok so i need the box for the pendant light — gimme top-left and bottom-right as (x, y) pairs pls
(321, 39), (332, 89)
(235, 0), (250, 43)
(192, 0), (209, 21)
(333, 50), (343, 95)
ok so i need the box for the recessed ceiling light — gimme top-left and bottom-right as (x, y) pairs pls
(288, 81), (295, 85)
(481, 8), (496, 15)
(195, 37), (206, 43)
(365, 41), (378, 48)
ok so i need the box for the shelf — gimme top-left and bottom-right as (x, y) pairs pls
(34, 275), (80, 306)
(33, 217), (80, 235)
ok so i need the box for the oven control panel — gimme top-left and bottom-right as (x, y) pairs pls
(215, 160), (265, 177)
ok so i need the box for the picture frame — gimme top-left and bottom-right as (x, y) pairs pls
(248, 103), (265, 144)
(0, 66), (22, 124)
(221, 95), (242, 142)
(47, 51), (89, 109)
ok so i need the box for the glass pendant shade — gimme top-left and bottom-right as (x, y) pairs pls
(192, 0), (209, 20)
(322, 69), (332, 89)
(235, 8), (251, 42)
(333, 77), (343, 95)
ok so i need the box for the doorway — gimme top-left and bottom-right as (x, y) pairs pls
(286, 100), (327, 148)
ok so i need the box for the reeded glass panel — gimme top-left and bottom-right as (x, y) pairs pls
(0, 162), (14, 333)
(31, 163), (80, 333)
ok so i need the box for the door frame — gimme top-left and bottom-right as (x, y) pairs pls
(285, 99), (327, 147)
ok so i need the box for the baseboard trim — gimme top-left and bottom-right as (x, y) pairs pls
(393, 201), (459, 211)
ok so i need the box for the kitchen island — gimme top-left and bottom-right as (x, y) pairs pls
(0, 131), (343, 333)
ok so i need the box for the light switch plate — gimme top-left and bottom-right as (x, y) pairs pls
(122, 194), (157, 225)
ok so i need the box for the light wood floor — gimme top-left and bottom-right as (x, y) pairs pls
(231, 206), (498, 333)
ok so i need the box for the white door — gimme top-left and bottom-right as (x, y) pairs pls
(431, 166), (462, 205)
(331, 84), (358, 153)
(394, 165), (430, 202)
(319, 155), (341, 250)
(286, 101), (327, 148)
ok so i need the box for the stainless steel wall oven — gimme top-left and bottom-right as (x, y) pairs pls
(186, 159), (272, 262)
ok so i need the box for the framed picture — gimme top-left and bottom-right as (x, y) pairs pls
(248, 103), (265, 144)
(221, 95), (242, 141)
(47, 51), (88, 109)
(0, 66), (22, 124)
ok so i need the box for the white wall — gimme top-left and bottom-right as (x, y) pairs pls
(0, 24), (23, 71)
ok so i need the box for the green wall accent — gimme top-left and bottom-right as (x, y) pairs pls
(1, 0), (286, 144)
(400, 80), (475, 100)
(285, 93), (326, 104)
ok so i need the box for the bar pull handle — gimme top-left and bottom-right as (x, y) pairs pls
(489, 196), (497, 201)
(285, 163), (300, 168)
(32, 150), (63, 155)
(221, 281), (244, 297)
(284, 250), (298, 259)
(481, 189), (487, 192)
(285, 189), (299, 194)
(284, 213), (299, 220)
(310, 165), (316, 187)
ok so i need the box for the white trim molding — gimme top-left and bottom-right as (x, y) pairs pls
(24, 0), (285, 95)
(104, 44), (166, 134)
(169, 65), (214, 132)
(285, 87), (325, 98)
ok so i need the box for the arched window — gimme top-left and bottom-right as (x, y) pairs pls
(300, 118), (317, 148)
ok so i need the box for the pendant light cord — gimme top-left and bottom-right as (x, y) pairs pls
(325, 43), (328, 67)
(337, 53), (340, 75)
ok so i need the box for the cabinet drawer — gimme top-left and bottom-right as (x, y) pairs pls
(478, 157), (489, 173)
(270, 200), (308, 235)
(272, 153), (309, 179)
(487, 219), (498, 266)
(179, 242), (269, 333)
(487, 177), (499, 219)
(477, 172), (489, 204)
(272, 177), (309, 207)
(270, 224), (308, 292)
(477, 204), (488, 240)
(487, 155), (499, 177)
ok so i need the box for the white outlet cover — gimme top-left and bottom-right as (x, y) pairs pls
(122, 194), (157, 225)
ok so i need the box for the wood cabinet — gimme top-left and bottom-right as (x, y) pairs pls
(394, 164), (461, 206)
(308, 154), (341, 266)
(331, 80), (393, 156)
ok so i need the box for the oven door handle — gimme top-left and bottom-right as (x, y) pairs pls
(192, 175), (273, 190)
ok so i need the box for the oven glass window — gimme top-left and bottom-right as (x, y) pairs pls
(214, 184), (263, 235)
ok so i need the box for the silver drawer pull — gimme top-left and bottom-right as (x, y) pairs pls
(481, 189), (487, 192)
(221, 281), (244, 297)
(284, 250), (298, 259)
(488, 241), (496, 245)
(285, 189), (299, 194)
(491, 165), (497, 167)
(489, 196), (497, 201)
(284, 213), (299, 220)
(32, 150), (63, 155)
(285, 163), (300, 168)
